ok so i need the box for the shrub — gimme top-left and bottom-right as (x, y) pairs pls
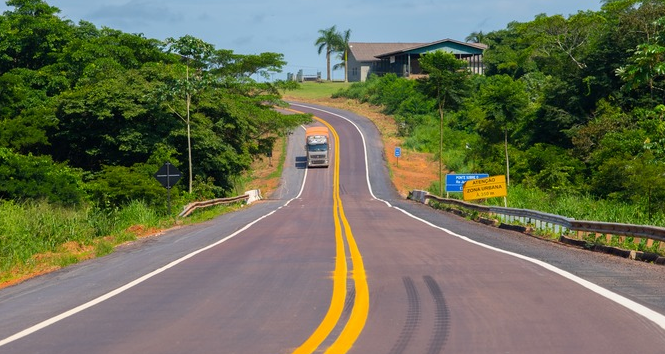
(520, 143), (585, 192)
(0, 147), (85, 205)
(86, 163), (171, 210)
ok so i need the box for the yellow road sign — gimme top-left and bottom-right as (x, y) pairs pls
(463, 175), (507, 201)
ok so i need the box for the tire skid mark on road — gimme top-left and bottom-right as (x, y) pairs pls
(424, 276), (450, 354)
(344, 284), (356, 314)
(322, 283), (357, 351)
(339, 184), (349, 196)
(388, 277), (421, 354)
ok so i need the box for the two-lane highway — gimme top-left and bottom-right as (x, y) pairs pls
(1, 102), (664, 353)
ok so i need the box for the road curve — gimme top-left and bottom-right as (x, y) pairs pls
(289, 102), (665, 353)
(0, 103), (664, 353)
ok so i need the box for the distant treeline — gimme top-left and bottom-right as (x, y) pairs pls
(334, 0), (665, 222)
(0, 0), (309, 210)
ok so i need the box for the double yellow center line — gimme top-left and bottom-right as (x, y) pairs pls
(292, 116), (370, 354)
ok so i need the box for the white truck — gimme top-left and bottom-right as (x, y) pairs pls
(305, 126), (330, 168)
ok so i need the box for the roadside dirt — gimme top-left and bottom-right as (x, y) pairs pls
(242, 133), (285, 197)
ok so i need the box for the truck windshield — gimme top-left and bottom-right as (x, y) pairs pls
(308, 143), (328, 152)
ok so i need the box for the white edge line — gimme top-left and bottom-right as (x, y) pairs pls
(288, 124), (309, 202)
(0, 132), (310, 347)
(289, 102), (665, 331)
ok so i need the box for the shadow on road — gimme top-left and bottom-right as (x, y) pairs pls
(295, 156), (307, 169)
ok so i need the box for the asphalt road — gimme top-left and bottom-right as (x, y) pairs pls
(0, 102), (664, 353)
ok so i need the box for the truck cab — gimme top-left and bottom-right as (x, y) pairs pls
(305, 126), (330, 168)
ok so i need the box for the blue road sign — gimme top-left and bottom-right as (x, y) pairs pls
(445, 173), (489, 192)
(395, 147), (401, 158)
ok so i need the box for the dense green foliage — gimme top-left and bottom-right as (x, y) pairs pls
(0, 0), (310, 208)
(0, 147), (84, 205)
(0, 0), (310, 270)
(335, 0), (665, 224)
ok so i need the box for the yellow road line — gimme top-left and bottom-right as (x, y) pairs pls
(320, 118), (369, 354)
(291, 114), (370, 354)
(292, 115), (347, 354)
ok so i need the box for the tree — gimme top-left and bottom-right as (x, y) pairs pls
(616, 17), (665, 100)
(482, 24), (536, 78)
(465, 31), (486, 43)
(58, 26), (167, 84)
(54, 64), (171, 170)
(0, 0), (74, 72)
(602, 0), (665, 45)
(519, 11), (604, 70)
(50, 29), (171, 171)
(418, 51), (471, 194)
(474, 75), (530, 186)
(0, 147), (84, 205)
(0, 69), (58, 153)
(232, 52), (286, 80)
(162, 35), (215, 193)
(315, 26), (339, 81)
(332, 29), (352, 82)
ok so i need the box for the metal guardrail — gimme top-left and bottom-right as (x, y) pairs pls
(487, 206), (574, 230)
(179, 195), (249, 218)
(178, 190), (262, 218)
(415, 190), (665, 244)
(569, 220), (665, 241)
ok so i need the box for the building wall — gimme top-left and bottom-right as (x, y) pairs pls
(347, 54), (362, 82)
(347, 52), (376, 82)
(361, 66), (371, 82)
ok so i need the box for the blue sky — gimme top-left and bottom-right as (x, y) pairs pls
(1, 0), (603, 80)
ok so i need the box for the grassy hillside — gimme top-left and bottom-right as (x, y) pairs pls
(285, 81), (352, 99)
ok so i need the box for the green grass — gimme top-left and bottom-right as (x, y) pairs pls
(285, 81), (352, 100)
(0, 201), (94, 270)
(0, 199), (168, 273)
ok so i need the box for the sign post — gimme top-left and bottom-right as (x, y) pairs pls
(462, 175), (507, 204)
(394, 147), (401, 167)
(154, 162), (182, 215)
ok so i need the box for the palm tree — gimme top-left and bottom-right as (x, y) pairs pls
(465, 31), (486, 44)
(332, 56), (346, 82)
(338, 29), (352, 82)
(315, 26), (338, 81)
